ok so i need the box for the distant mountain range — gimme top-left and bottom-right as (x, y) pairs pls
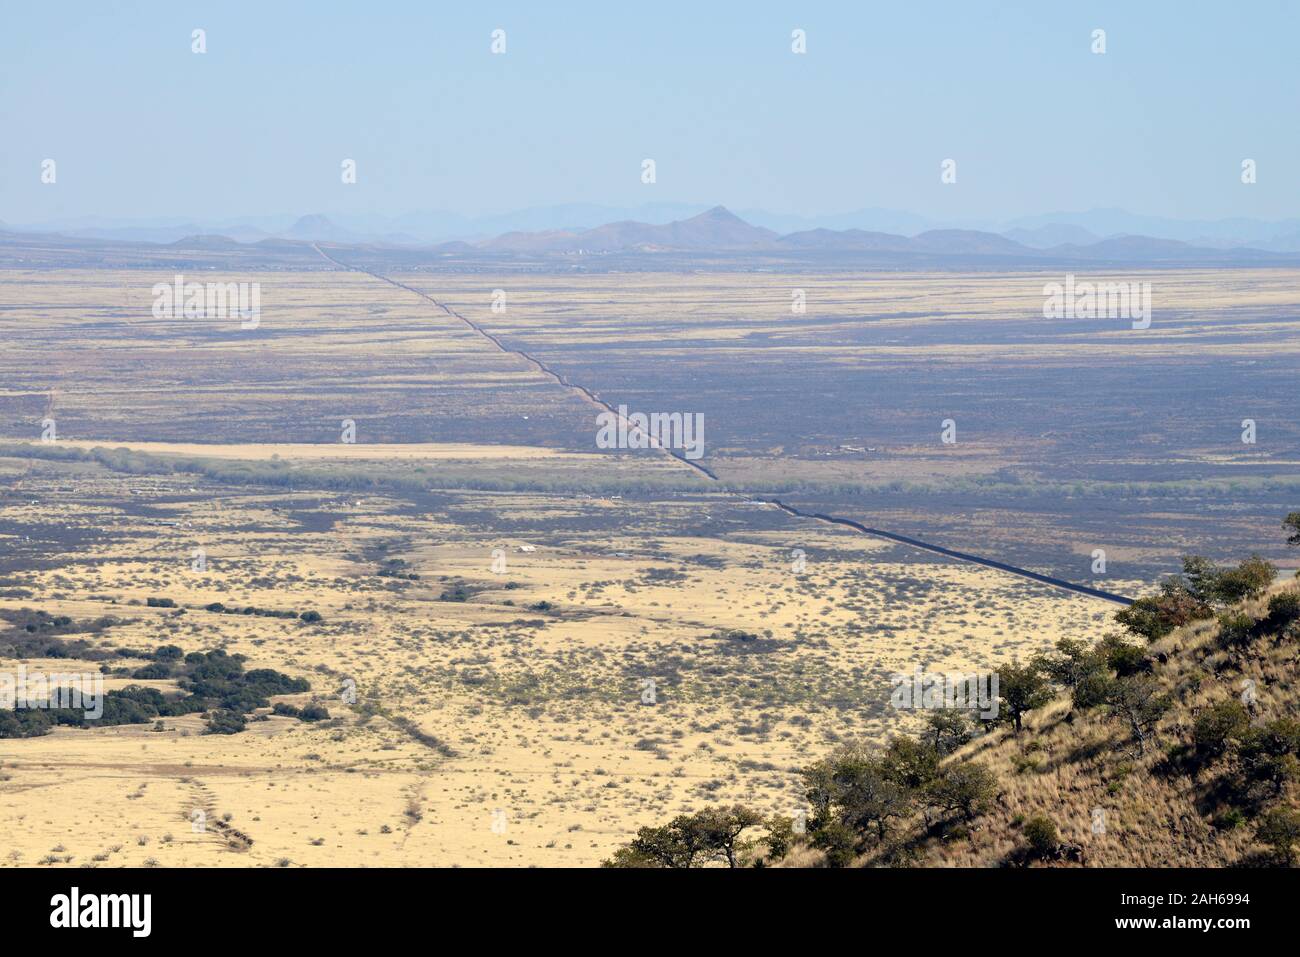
(414, 207), (1300, 262)
(5, 206), (1300, 266)
(8, 204), (1300, 252)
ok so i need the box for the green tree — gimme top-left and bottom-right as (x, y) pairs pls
(881, 736), (941, 790)
(617, 814), (711, 868)
(762, 815), (796, 864)
(1214, 556), (1277, 603)
(1043, 637), (1114, 711)
(925, 709), (974, 755)
(1097, 634), (1149, 677)
(1255, 806), (1300, 865)
(1180, 555), (1222, 604)
(1041, 638), (1102, 691)
(1239, 718), (1300, 795)
(694, 804), (765, 868)
(995, 660), (1053, 733)
(926, 762), (997, 822)
(801, 745), (912, 842)
(1192, 699), (1250, 760)
(810, 819), (859, 868)
(1265, 592), (1300, 632)
(1215, 611), (1257, 650)
(1106, 675), (1171, 756)
(1114, 579), (1213, 642)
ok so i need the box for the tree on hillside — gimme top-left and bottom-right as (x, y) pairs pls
(1265, 592), (1300, 633)
(608, 813), (711, 868)
(1097, 633), (1150, 677)
(1042, 638), (1114, 712)
(1180, 554), (1276, 606)
(761, 815), (796, 864)
(1213, 556), (1277, 604)
(1255, 806), (1300, 866)
(1215, 611), (1258, 650)
(802, 745), (912, 842)
(881, 736), (941, 791)
(602, 806), (779, 868)
(994, 660), (1053, 733)
(694, 804), (765, 868)
(926, 762), (997, 823)
(1238, 719), (1300, 796)
(1114, 578), (1213, 642)
(925, 709), (975, 755)
(1041, 638), (1101, 691)
(1106, 675), (1171, 756)
(1181, 555), (1223, 604)
(1192, 699), (1250, 761)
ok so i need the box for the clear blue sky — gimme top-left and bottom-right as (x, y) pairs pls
(2, 0), (1296, 223)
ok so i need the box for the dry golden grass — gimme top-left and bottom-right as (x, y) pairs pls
(0, 454), (1114, 867)
(849, 580), (1300, 868)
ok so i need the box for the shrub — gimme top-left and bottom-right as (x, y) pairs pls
(1215, 556), (1277, 603)
(1192, 700), (1250, 760)
(1181, 555), (1276, 605)
(802, 745), (911, 840)
(926, 762), (998, 822)
(1238, 719), (1300, 793)
(1097, 634), (1149, 677)
(809, 819), (859, 868)
(1114, 580), (1212, 642)
(601, 805), (765, 868)
(204, 709), (246, 735)
(1265, 593), (1300, 632)
(1215, 612), (1257, 650)
(1255, 807), (1300, 865)
(1023, 815), (1058, 858)
(130, 662), (172, 680)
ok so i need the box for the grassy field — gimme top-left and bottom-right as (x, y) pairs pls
(0, 454), (1116, 866)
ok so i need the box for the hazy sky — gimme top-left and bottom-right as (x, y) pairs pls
(3, 0), (1297, 224)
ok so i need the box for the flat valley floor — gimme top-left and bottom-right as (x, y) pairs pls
(1, 265), (1296, 865)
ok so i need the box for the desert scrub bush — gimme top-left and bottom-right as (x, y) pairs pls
(1254, 806), (1300, 865)
(1265, 592), (1300, 633)
(1010, 752), (1041, 774)
(1212, 808), (1246, 831)
(1192, 699), (1250, 761)
(204, 709), (246, 735)
(1114, 579), (1213, 642)
(1215, 611), (1257, 650)
(1023, 816), (1059, 858)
